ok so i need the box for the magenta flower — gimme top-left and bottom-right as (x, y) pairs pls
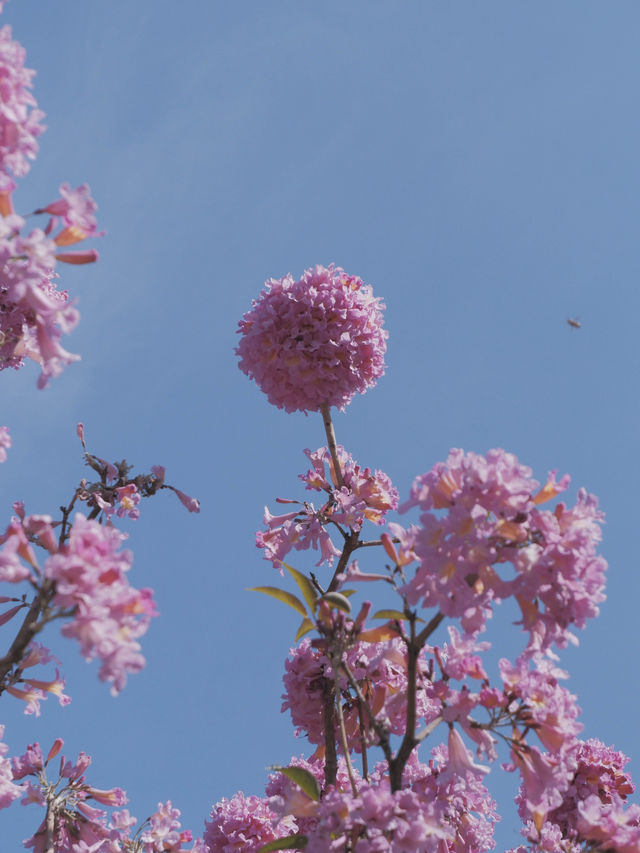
(236, 264), (387, 413)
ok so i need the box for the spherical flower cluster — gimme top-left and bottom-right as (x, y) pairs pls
(281, 637), (439, 751)
(401, 448), (607, 650)
(0, 24), (45, 187)
(44, 513), (157, 694)
(204, 791), (298, 852)
(236, 264), (387, 413)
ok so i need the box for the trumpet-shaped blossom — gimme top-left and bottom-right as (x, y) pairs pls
(35, 183), (101, 237)
(236, 264), (387, 413)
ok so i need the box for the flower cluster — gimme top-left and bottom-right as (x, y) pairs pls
(401, 448), (607, 650)
(44, 513), (157, 694)
(236, 264), (387, 413)
(204, 791), (297, 851)
(7, 740), (206, 852)
(0, 19), (101, 386)
(257, 445), (397, 569)
(0, 23), (45, 187)
(0, 181), (101, 387)
(209, 745), (497, 853)
(0, 725), (23, 809)
(281, 636), (439, 751)
(511, 738), (640, 852)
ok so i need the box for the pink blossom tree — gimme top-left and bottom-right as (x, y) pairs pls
(0, 4), (639, 852)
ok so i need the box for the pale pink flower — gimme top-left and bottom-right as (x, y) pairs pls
(204, 791), (297, 852)
(237, 264), (387, 412)
(35, 183), (100, 237)
(173, 488), (200, 514)
(0, 425), (10, 461)
(0, 25), (45, 184)
(0, 725), (24, 809)
(44, 513), (158, 694)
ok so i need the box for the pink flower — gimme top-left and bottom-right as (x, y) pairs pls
(236, 264), (387, 413)
(36, 183), (101, 237)
(173, 488), (200, 514)
(0, 25), (46, 183)
(0, 727), (25, 810)
(0, 425), (10, 461)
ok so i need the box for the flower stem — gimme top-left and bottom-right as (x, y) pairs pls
(320, 402), (344, 489)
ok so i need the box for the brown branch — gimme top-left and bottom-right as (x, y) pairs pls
(322, 677), (338, 788)
(389, 635), (419, 791)
(0, 579), (55, 686)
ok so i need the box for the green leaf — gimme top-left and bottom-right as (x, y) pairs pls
(257, 835), (308, 851)
(283, 563), (318, 613)
(295, 616), (315, 642)
(269, 765), (321, 802)
(372, 609), (425, 623)
(373, 609), (408, 621)
(249, 587), (307, 618)
(319, 592), (351, 613)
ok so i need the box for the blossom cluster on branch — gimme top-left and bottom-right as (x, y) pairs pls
(0, 9), (204, 848)
(199, 262), (640, 852)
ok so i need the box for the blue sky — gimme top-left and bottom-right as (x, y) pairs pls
(2, 1), (640, 849)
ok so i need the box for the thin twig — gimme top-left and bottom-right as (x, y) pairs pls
(332, 657), (358, 796)
(340, 660), (393, 766)
(415, 610), (445, 646)
(322, 677), (338, 788)
(357, 700), (369, 781)
(415, 714), (443, 744)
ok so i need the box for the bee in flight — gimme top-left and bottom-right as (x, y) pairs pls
(567, 317), (581, 329)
